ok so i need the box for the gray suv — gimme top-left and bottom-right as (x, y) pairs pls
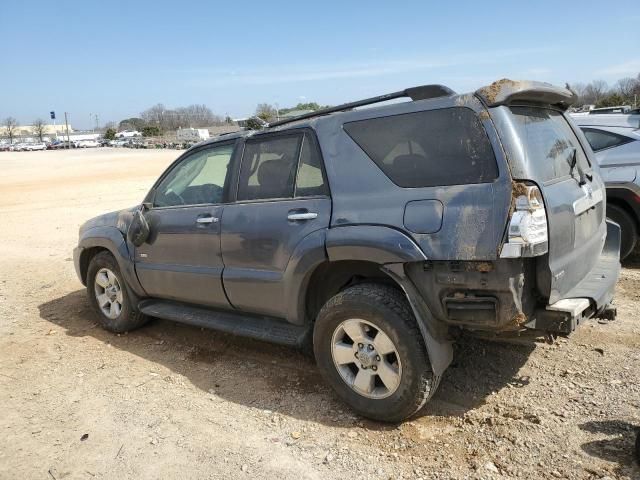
(74, 79), (620, 422)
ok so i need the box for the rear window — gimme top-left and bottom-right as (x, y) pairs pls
(581, 127), (634, 152)
(508, 107), (591, 182)
(343, 107), (498, 188)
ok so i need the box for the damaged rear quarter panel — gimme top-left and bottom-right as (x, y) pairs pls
(317, 94), (512, 261)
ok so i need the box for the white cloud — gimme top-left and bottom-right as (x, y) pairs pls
(597, 59), (640, 77)
(186, 47), (550, 88)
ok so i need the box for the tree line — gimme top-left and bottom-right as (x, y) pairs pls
(569, 73), (640, 108)
(3, 72), (639, 143)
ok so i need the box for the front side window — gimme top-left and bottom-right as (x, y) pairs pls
(581, 127), (634, 152)
(154, 143), (234, 207)
(237, 135), (302, 201)
(343, 107), (498, 188)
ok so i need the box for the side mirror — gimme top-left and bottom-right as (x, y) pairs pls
(127, 208), (150, 247)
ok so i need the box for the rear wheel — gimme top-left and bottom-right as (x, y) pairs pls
(607, 204), (637, 261)
(314, 283), (437, 422)
(86, 251), (149, 333)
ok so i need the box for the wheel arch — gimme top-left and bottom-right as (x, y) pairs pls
(78, 226), (146, 298)
(286, 225), (427, 325)
(606, 187), (640, 231)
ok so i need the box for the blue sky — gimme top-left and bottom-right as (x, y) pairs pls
(1, 0), (639, 129)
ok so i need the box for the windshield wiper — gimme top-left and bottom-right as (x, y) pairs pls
(568, 148), (587, 185)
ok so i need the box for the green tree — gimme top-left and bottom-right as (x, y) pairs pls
(596, 93), (625, 108)
(104, 128), (116, 140)
(142, 126), (160, 137)
(255, 103), (277, 122)
(118, 117), (146, 131)
(245, 117), (265, 130)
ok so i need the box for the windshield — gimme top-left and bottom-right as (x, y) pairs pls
(508, 107), (590, 183)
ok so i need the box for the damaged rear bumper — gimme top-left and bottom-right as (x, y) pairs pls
(527, 220), (621, 334)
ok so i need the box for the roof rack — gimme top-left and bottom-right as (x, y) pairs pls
(268, 84), (455, 127)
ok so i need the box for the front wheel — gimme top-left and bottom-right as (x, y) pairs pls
(313, 283), (438, 422)
(86, 251), (149, 333)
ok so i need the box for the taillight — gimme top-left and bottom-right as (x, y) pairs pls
(500, 185), (549, 258)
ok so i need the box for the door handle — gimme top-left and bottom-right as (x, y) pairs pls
(287, 212), (318, 221)
(196, 216), (218, 224)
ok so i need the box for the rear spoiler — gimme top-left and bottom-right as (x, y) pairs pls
(475, 79), (577, 110)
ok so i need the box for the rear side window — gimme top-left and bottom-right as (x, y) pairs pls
(237, 135), (301, 201)
(295, 134), (329, 197)
(343, 108), (498, 188)
(581, 127), (634, 152)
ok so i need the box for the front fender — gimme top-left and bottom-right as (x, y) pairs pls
(326, 225), (427, 263)
(77, 226), (146, 297)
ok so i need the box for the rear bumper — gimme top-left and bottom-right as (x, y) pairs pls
(528, 220), (621, 333)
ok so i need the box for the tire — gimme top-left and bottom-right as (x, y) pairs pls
(86, 251), (149, 333)
(607, 204), (637, 261)
(313, 283), (437, 422)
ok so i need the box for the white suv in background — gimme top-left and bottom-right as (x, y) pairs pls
(74, 139), (100, 148)
(25, 143), (47, 151)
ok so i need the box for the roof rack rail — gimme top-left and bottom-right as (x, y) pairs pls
(268, 84), (455, 127)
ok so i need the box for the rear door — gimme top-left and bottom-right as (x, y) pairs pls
(502, 107), (606, 303)
(221, 130), (331, 318)
(135, 141), (236, 307)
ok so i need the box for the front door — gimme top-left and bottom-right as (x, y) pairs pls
(221, 131), (331, 319)
(135, 142), (236, 308)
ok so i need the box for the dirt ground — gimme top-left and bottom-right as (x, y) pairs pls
(0, 148), (639, 480)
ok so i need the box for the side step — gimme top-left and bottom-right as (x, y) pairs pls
(138, 299), (310, 348)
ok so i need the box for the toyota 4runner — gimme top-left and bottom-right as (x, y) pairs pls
(74, 79), (620, 422)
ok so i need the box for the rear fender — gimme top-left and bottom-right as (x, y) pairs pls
(381, 263), (453, 378)
(325, 225), (427, 263)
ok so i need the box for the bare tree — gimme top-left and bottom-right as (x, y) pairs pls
(255, 103), (277, 122)
(102, 121), (117, 132)
(3, 117), (17, 144)
(140, 103), (220, 131)
(33, 118), (46, 142)
(616, 77), (639, 100)
(568, 82), (586, 100)
(584, 80), (608, 104)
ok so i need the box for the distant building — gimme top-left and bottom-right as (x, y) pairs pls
(0, 123), (75, 143)
(176, 128), (210, 142)
(0, 123), (73, 137)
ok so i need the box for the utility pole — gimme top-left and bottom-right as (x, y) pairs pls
(64, 112), (71, 148)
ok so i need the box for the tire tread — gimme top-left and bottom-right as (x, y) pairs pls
(316, 282), (436, 422)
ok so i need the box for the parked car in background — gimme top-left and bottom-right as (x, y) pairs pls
(11, 143), (29, 151)
(75, 79), (619, 422)
(589, 106), (632, 115)
(115, 130), (142, 138)
(24, 142), (47, 151)
(74, 139), (99, 148)
(47, 141), (74, 150)
(571, 114), (640, 259)
(0, 143), (11, 151)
